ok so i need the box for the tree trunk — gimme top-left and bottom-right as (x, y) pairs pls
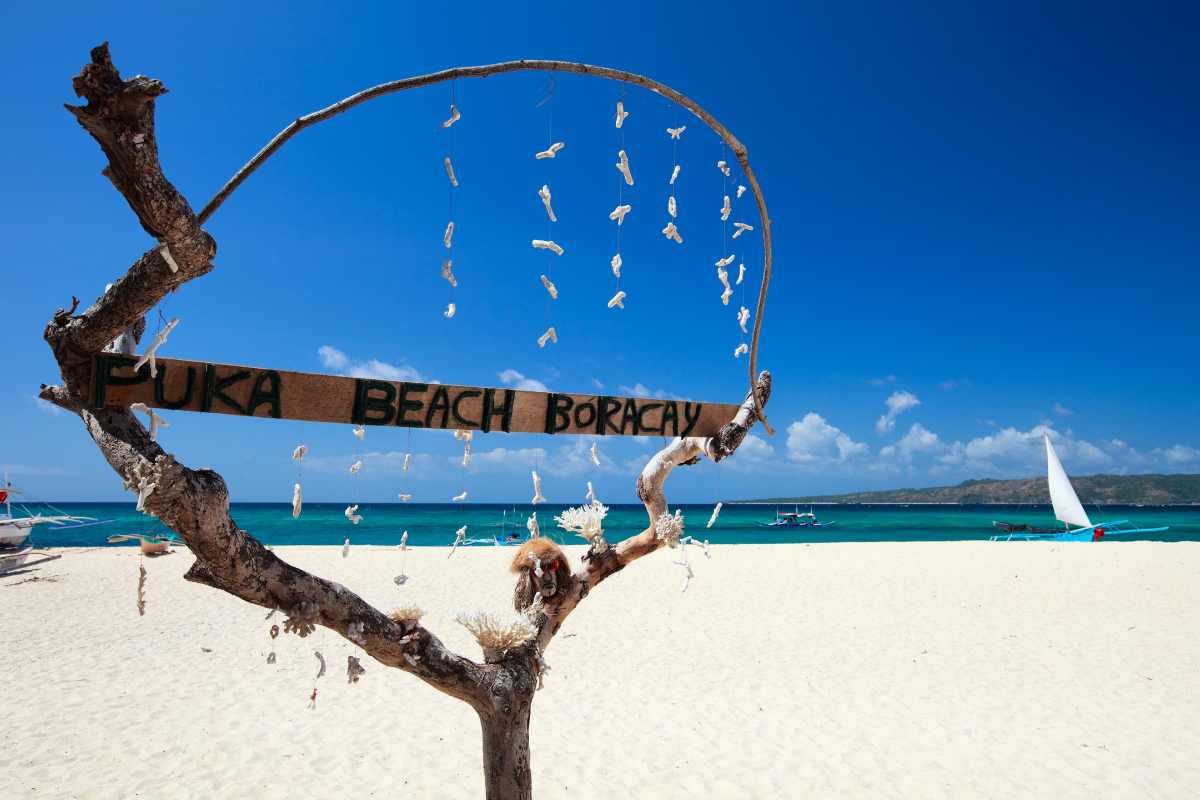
(480, 705), (533, 800)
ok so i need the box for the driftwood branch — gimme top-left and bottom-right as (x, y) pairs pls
(197, 59), (773, 432)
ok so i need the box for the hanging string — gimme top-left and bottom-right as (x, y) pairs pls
(443, 81), (459, 317)
(614, 84), (627, 299)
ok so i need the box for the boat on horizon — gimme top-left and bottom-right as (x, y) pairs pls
(758, 505), (837, 528)
(990, 434), (1169, 541)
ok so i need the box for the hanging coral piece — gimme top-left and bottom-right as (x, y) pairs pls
(353, 425), (365, 441)
(532, 239), (564, 256)
(668, 196), (677, 218)
(129, 403), (169, 441)
(448, 525), (468, 557)
(350, 460), (363, 476)
(655, 509), (685, 547)
(444, 221), (455, 248)
(717, 159), (731, 177)
(531, 471), (546, 504)
(398, 493), (412, 502)
(536, 327), (558, 348)
(737, 184), (747, 199)
(607, 291), (626, 309)
(707, 502), (723, 528)
(400, 531), (409, 550)
(540, 274), (558, 300)
(667, 126), (686, 139)
(661, 222), (684, 244)
(734, 343), (748, 358)
(610, 253), (622, 278)
(717, 266), (733, 306)
(342, 537), (351, 557)
(443, 156), (459, 187)
(590, 441), (600, 467)
(614, 100), (629, 128)
(538, 185), (557, 222)
(614, 149), (634, 186)
(133, 317), (180, 378)
(441, 259), (458, 288)
(716, 254), (735, 268)
(292, 445), (308, 461)
(158, 243), (180, 274)
(535, 141), (565, 159)
(292, 483), (302, 519)
(738, 306), (750, 333)
(526, 512), (541, 538)
(347, 655), (366, 684)
(136, 562), (147, 616)
(586, 481), (597, 505)
(736, 263), (746, 285)
(670, 165), (681, 185)
(732, 222), (754, 239)
(608, 204), (632, 225)
(720, 195), (732, 221)
(452, 490), (468, 502)
(444, 302), (456, 319)
(443, 104), (461, 128)
(344, 505), (363, 525)
(462, 439), (472, 467)
(555, 501), (609, 553)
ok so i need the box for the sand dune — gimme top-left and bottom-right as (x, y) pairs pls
(2, 542), (1198, 798)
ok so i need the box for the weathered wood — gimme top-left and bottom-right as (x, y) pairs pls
(86, 354), (742, 437)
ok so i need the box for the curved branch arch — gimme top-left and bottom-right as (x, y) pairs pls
(198, 60), (774, 433)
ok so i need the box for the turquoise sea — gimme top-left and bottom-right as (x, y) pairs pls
(20, 502), (1200, 548)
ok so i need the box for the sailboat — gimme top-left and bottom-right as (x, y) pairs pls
(990, 434), (1169, 541)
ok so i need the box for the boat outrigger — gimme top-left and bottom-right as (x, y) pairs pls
(759, 505), (836, 528)
(1, 473), (106, 549)
(990, 434), (1169, 541)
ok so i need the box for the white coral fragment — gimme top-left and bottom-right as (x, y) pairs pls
(614, 100), (629, 129)
(536, 327), (558, 348)
(398, 493), (412, 502)
(531, 471), (545, 504)
(292, 444), (308, 462)
(717, 266), (733, 306)
(540, 274), (558, 300)
(670, 164), (681, 185)
(661, 221), (683, 244)
(716, 254), (735, 268)
(344, 505), (362, 525)
(448, 525), (467, 557)
(610, 253), (622, 278)
(526, 512), (541, 538)
(538, 184), (556, 222)
(456, 611), (536, 656)
(353, 425), (365, 441)
(737, 184), (747, 199)
(444, 302), (457, 319)
(441, 259), (457, 288)
(590, 441), (600, 466)
(666, 125), (686, 139)
(607, 290), (626, 309)
(158, 243), (179, 274)
(717, 159), (731, 177)
(443, 104), (461, 128)
(292, 483), (302, 519)
(444, 156), (459, 187)
(667, 196), (677, 218)
(532, 239), (564, 256)
(734, 343), (748, 358)
(707, 502), (723, 529)
(555, 501), (609, 553)
(732, 222), (754, 239)
(535, 141), (565, 159)
(738, 306), (750, 333)
(443, 221), (455, 248)
(654, 509), (685, 547)
(133, 317), (179, 378)
(615, 149), (634, 186)
(342, 537), (351, 558)
(721, 195), (732, 221)
(609, 204), (632, 225)
(402, 453), (412, 472)
(586, 481), (597, 505)
(736, 263), (746, 285)
(130, 402), (168, 441)
(461, 440), (472, 467)
(350, 460), (363, 476)
(452, 490), (468, 502)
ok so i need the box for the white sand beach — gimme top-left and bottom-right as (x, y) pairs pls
(3, 542), (1199, 799)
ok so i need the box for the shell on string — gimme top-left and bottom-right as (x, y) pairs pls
(607, 291), (626, 310)
(444, 303), (457, 319)
(444, 156), (459, 187)
(732, 222), (754, 239)
(614, 100), (629, 128)
(720, 195), (732, 221)
(443, 104), (461, 128)
(608, 204), (632, 225)
(292, 483), (302, 519)
(532, 239), (564, 256)
(610, 253), (623, 278)
(535, 141), (566, 159)
(538, 185), (556, 222)
(133, 317), (180, 378)
(536, 327), (558, 348)
(531, 471), (546, 504)
(540, 274), (558, 300)
(737, 306), (750, 333)
(441, 259), (458, 288)
(667, 126), (686, 139)
(615, 149), (634, 186)
(661, 222), (684, 244)
(444, 221), (455, 248)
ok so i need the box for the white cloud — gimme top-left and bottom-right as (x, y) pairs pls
(938, 378), (970, 391)
(787, 413), (868, 466)
(318, 345), (423, 382)
(1, 463), (74, 476)
(498, 369), (549, 392)
(618, 383), (667, 399)
(590, 377), (605, 390)
(1052, 403), (1073, 417)
(875, 390), (921, 434)
(1160, 445), (1200, 465)
(867, 374), (897, 387)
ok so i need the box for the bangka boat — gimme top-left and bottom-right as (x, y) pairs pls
(0, 474), (107, 548)
(107, 533), (182, 555)
(758, 506), (836, 528)
(990, 434), (1169, 542)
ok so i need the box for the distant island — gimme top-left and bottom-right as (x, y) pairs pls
(741, 473), (1200, 505)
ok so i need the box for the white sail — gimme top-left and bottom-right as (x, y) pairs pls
(1045, 434), (1091, 529)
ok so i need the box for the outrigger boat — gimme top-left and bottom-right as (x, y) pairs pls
(107, 533), (183, 555)
(759, 505), (836, 528)
(1, 473), (104, 549)
(990, 434), (1169, 542)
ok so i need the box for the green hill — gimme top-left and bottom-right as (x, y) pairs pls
(744, 474), (1200, 505)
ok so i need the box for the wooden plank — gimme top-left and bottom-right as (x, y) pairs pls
(84, 355), (742, 438)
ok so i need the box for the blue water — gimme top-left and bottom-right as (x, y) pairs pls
(20, 502), (1200, 548)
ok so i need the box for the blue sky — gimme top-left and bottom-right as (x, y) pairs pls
(2, 1), (1197, 503)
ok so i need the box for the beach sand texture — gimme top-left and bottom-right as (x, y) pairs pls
(2, 542), (1198, 799)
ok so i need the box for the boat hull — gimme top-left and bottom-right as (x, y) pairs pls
(0, 521), (32, 548)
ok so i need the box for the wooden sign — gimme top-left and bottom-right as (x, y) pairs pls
(86, 355), (741, 438)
